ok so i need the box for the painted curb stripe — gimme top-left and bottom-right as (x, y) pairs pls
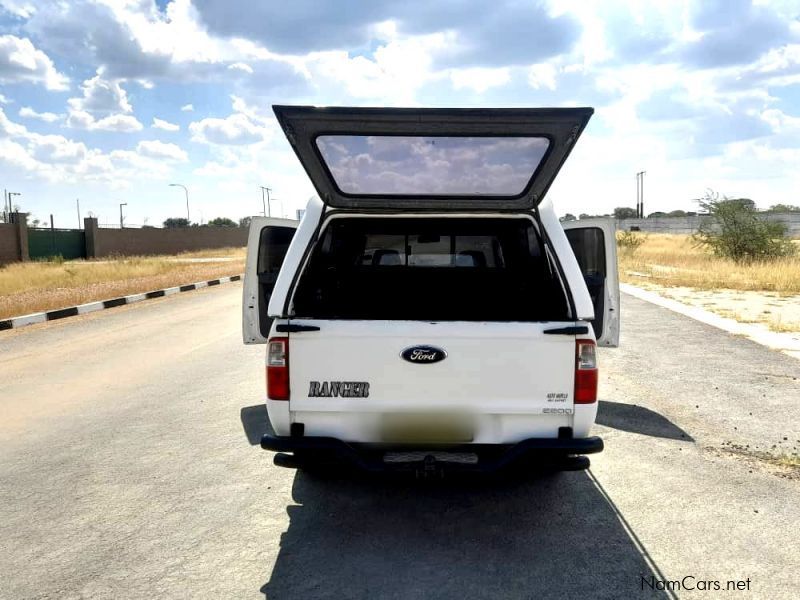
(1, 273), (244, 333)
(76, 302), (105, 315)
(47, 307), (79, 321)
(12, 313), (47, 327)
(103, 298), (127, 309)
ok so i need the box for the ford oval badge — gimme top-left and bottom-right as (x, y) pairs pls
(401, 345), (447, 364)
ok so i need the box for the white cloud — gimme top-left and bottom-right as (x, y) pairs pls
(27, 133), (87, 164)
(19, 106), (62, 123)
(527, 63), (558, 91)
(0, 35), (68, 90)
(0, 1), (35, 19)
(228, 62), (253, 74)
(66, 110), (144, 133)
(0, 106), (26, 137)
(65, 74), (143, 132)
(181, 104), (194, 112)
(68, 75), (133, 116)
(189, 97), (271, 145)
(450, 67), (511, 93)
(152, 117), (180, 131)
(136, 140), (188, 162)
(0, 93), (9, 104)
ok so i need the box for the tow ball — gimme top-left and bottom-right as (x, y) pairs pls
(415, 454), (445, 479)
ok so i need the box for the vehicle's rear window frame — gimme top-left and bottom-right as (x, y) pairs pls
(311, 132), (555, 203)
(288, 214), (571, 322)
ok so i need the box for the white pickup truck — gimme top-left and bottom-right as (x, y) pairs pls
(243, 106), (619, 474)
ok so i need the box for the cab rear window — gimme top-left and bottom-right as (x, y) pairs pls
(291, 217), (569, 322)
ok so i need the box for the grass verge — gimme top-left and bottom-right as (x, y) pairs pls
(618, 233), (800, 293)
(618, 234), (800, 333)
(0, 248), (245, 319)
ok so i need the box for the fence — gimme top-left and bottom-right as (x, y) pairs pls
(616, 212), (800, 237)
(28, 228), (86, 260)
(0, 213), (248, 264)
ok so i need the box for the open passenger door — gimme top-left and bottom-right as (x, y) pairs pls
(242, 217), (299, 344)
(273, 105), (592, 211)
(562, 218), (620, 347)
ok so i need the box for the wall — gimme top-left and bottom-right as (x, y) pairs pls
(616, 212), (800, 237)
(0, 213), (28, 265)
(90, 222), (248, 258)
(0, 222), (19, 265)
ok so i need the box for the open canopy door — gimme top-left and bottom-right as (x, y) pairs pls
(273, 105), (593, 211)
(562, 218), (620, 347)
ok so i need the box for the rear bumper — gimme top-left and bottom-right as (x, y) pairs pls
(261, 433), (603, 473)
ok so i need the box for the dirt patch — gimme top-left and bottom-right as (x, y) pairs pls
(626, 282), (800, 335)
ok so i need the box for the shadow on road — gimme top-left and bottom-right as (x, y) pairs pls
(241, 404), (271, 445)
(598, 400), (693, 442)
(260, 469), (671, 599)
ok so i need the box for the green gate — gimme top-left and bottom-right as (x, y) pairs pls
(28, 228), (86, 260)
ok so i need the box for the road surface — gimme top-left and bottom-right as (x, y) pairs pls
(1, 284), (798, 599)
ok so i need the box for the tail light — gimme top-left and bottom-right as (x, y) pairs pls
(267, 337), (289, 400)
(574, 339), (598, 404)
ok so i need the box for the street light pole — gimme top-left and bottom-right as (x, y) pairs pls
(260, 186), (271, 217)
(8, 191), (21, 221)
(119, 202), (127, 229)
(169, 183), (190, 223)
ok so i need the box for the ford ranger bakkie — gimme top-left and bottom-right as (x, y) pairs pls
(243, 106), (619, 474)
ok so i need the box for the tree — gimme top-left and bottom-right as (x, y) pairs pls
(667, 210), (687, 217)
(766, 204), (800, 213)
(647, 211), (667, 218)
(694, 191), (795, 262)
(239, 216), (252, 228)
(163, 217), (191, 228)
(207, 217), (237, 228)
(613, 207), (638, 219)
(560, 213), (577, 222)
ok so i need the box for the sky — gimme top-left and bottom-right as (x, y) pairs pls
(0, 0), (799, 228)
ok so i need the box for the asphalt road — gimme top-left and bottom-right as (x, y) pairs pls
(1, 284), (798, 599)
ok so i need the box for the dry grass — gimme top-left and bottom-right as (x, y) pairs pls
(618, 233), (800, 293)
(0, 252), (245, 319)
(176, 246), (246, 259)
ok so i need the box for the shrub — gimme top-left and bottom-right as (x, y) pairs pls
(693, 192), (796, 263)
(617, 230), (645, 254)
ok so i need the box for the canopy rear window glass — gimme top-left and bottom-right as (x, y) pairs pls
(315, 135), (550, 196)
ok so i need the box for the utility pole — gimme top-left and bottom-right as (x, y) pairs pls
(119, 202), (127, 229)
(636, 171), (646, 218)
(260, 186), (271, 217)
(76, 198), (81, 229)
